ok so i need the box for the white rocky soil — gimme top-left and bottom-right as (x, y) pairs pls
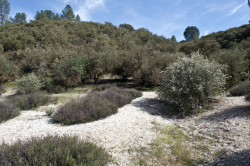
(0, 90), (250, 165)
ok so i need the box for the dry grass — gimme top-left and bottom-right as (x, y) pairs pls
(130, 123), (212, 166)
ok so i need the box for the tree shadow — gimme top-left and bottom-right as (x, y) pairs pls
(199, 104), (250, 122)
(131, 97), (184, 120)
(209, 149), (250, 166)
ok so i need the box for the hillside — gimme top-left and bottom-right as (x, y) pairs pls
(0, 20), (249, 90)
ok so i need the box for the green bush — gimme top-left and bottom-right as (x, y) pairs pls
(158, 52), (226, 115)
(0, 55), (17, 84)
(52, 86), (142, 125)
(41, 77), (66, 93)
(209, 47), (248, 89)
(229, 80), (250, 96)
(16, 73), (42, 94)
(9, 93), (58, 110)
(0, 101), (20, 123)
(0, 135), (111, 165)
(45, 107), (55, 116)
(0, 85), (4, 96)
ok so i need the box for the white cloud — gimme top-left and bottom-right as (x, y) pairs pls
(84, 0), (105, 10)
(204, 31), (209, 36)
(56, 0), (78, 4)
(228, 2), (245, 16)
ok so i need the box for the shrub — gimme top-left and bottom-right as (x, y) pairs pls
(0, 55), (17, 84)
(0, 85), (4, 96)
(245, 93), (250, 100)
(45, 107), (55, 116)
(0, 135), (111, 165)
(41, 77), (66, 93)
(158, 52), (226, 115)
(209, 47), (248, 89)
(229, 80), (250, 96)
(0, 101), (20, 123)
(52, 94), (118, 125)
(101, 86), (142, 107)
(16, 73), (42, 94)
(52, 86), (142, 125)
(9, 93), (58, 110)
(93, 84), (113, 91)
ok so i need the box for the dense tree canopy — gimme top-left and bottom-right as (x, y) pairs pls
(75, 14), (81, 22)
(119, 23), (134, 31)
(9, 12), (26, 24)
(0, 0), (10, 25)
(184, 26), (200, 41)
(34, 10), (57, 21)
(170, 35), (177, 42)
(61, 5), (75, 21)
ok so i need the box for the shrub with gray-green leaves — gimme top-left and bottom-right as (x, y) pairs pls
(158, 52), (227, 115)
(16, 73), (42, 94)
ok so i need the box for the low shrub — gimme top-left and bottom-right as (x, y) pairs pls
(0, 135), (111, 165)
(16, 73), (42, 94)
(0, 101), (20, 123)
(9, 93), (58, 110)
(93, 84), (113, 91)
(245, 93), (250, 100)
(229, 80), (250, 96)
(158, 52), (227, 116)
(52, 94), (118, 125)
(52, 86), (142, 125)
(102, 86), (142, 107)
(45, 107), (55, 116)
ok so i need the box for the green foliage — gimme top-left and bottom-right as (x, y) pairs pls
(0, 135), (111, 165)
(34, 10), (55, 21)
(111, 51), (139, 80)
(61, 5), (75, 21)
(201, 24), (250, 49)
(52, 86), (142, 125)
(133, 51), (179, 87)
(229, 80), (250, 96)
(0, 100), (20, 123)
(9, 12), (27, 24)
(45, 107), (55, 116)
(210, 47), (248, 88)
(184, 26), (200, 41)
(75, 14), (81, 22)
(54, 54), (87, 87)
(1, 19), (248, 91)
(0, 0), (10, 25)
(16, 73), (42, 94)
(179, 39), (221, 58)
(158, 52), (226, 115)
(41, 77), (66, 93)
(119, 23), (134, 31)
(0, 54), (17, 84)
(9, 92), (58, 110)
(170, 35), (177, 42)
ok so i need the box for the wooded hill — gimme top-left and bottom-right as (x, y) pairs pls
(0, 20), (249, 92)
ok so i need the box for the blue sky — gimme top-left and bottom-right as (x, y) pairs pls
(8, 0), (250, 41)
